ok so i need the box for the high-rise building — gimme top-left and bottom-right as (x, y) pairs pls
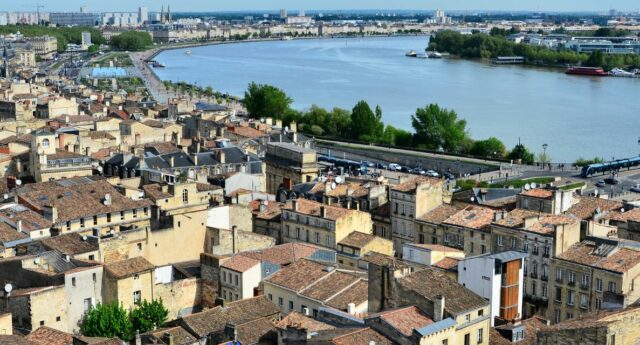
(279, 9), (288, 19)
(80, 6), (89, 14)
(50, 12), (99, 26)
(81, 32), (92, 47)
(298, 9), (305, 17)
(138, 6), (149, 24)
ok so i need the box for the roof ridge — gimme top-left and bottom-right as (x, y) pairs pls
(324, 277), (364, 304)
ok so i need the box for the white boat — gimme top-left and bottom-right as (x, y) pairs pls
(609, 68), (635, 77)
(426, 51), (443, 59)
(405, 50), (418, 57)
(185, 50), (192, 56)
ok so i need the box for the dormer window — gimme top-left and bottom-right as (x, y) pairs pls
(42, 138), (50, 148)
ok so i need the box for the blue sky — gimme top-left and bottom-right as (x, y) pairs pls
(3, 0), (638, 12)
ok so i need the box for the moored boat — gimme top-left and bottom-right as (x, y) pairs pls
(405, 50), (418, 57)
(565, 66), (608, 76)
(426, 50), (443, 59)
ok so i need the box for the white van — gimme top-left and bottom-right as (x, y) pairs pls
(388, 163), (402, 171)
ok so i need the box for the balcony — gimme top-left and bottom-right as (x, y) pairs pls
(579, 304), (589, 310)
(529, 272), (538, 279)
(541, 275), (549, 282)
(568, 281), (576, 287)
(580, 284), (589, 291)
(542, 252), (550, 258)
(556, 278), (563, 284)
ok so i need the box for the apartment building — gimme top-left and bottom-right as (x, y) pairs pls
(441, 205), (495, 256)
(336, 230), (393, 269)
(281, 198), (373, 250)
(390, 176), (444, 254)
(264, 142), (317, 194)
(549, 238), (640, 324)
(491, 210), (581, 319)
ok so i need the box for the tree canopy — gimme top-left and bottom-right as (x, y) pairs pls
(243, 82), (293, 119)
(470, 137), (507, 158)
(129, 299), (168, 334)
(110, 31), (153, 51)
(411, 104), (469, 152)
(81, 302), (133, 340)
(507, 143), (535, 164)
(0, 25), (105, 52)
(349, 101), (384, 142)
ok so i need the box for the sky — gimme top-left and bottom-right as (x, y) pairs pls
(2, 0), (638, 13)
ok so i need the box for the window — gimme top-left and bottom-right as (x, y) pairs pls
(511, 238), (517, 249)
(315, 232), (320, 243)
(556, 268), (563, 282)
(268, 294), (272, 301)
(478, 309), (484, 317)
(133, 209), (137, 218)
(464, 333), (470, 345)
(40, 320), (45, 326)
(288, 301), (294, 310)
(107, 213), (111, 222)
(144, 207), (148, 216)
(72, 277), (76, 287)
(542, 283), (548, 298)
(442, 340), (448, 345)
(66, 221), (71, 230)
(555, 287), (562, 302)
(56, 316), (61, 322)
(567, 290), (575, 306)
(133, 290), (141, 304)
(134, 274), (139, 280)
(93, 215), (98, 225)
(532, 281), (537, 296)
(611, 335), (616, 345)
(481, 245), (486, 254)
(84, 298), (92, 313)
(497, 235), (503, 246)
(554, 310), (561, 323)
(566, 312), (574, 320)
(182, 189), (189, 203)
(580, 293), (588, 308)
(596, 278), (603, 292)
(278, 297), (283, 306)
(477, 328), (483, 343)
(523, 241), (529, 252)
(608, 281), (617, 292)
(120, 211), (125, 220)
(465, 314), (471, 322)
(42, 138), (50, 148)
(543, 246), (550, 256)
(581, 274), (589, 287)
(568, 271), (576, 284)
(222, 271), (226, 283)
(234, 274), (238, 286)
(596, 298), (602, 309)
(92, 273), (96, 282)
(80, 218), (85, 228)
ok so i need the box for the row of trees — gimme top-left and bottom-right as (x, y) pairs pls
(428, 30), (640, 69)
(243, 83), (540, 163)
(0, 25), (105, 52)
(163, 80), (236, 105)
(111, 31), (153, 51)
(81, 299), (168, 341)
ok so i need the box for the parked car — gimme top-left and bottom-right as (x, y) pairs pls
(426, 170), (439, 177)
(412, 167), (426, 175)
(443, 172), (455, 180)
(452, 186), (462, 193)
(376, 163), (388, 170)
(631, 184), (640, 193)
(362, 161), (375, 168)
(604, 178), (619, 185)
(388, 163), (402, 171)
(595, 180), (606, 188)
(400, 166), (412, 173)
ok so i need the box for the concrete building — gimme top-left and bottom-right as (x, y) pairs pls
(263, 259), (368, 317)
(458, 251), (528, 326)
(28, 129), (94, 182)
(281, 198), (373, 251)
(491, 210), (581, 319)
(265, 142), (317, 195)
(220, 254), (261, 302)
(366, 252), (491, 345)
(441, 205), (495, 256)
(389, 176), (444, 254)
(49, 12), (99, 27)
(549, 237), (640, 324)
(25, 36), (58, 60)
(81, 32), (91, 48)
(336, 231), (393, 269)
(138, 7), (149, 24)
(103, 256), (155, 311)
(516, 188), (574, 215)
(401, 243), (465, 267)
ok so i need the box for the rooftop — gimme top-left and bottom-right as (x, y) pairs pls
(399, 267), (488, 315)
(443, 205), (495, 230)
(284, 198), (355, 221)
(557, 240), (640, 273)
(391, 176), (442, 193)
(338, 231), (379, 249)
(520, 188), (554, 199)
(565, 196), (622, 220)
(25, 326), (73, 345)
(221, 254), (261, 273)
(373, 306), (434, 337)
(276, 311), (335, 332)
(239, 242), (324, 266)
(525, 215), (578, 234)
(417, 204), (461, 224)
(104, 257), (155, 279)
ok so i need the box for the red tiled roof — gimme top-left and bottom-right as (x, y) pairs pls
(221, 254), (260, 273)
(376, 306), (434, 337)
(520, 189), (553, 199)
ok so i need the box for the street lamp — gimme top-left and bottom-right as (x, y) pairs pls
(542, 143), (548, 156)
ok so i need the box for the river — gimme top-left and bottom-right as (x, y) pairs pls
(153, 36), (640, 163)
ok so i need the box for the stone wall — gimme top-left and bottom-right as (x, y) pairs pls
(155, 277), (202, 319)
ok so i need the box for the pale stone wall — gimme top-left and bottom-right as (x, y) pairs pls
(154, 277), (201, 319)
(0, 313), (12, 335)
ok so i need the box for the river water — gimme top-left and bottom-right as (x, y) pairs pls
(153, 36), (640, 163)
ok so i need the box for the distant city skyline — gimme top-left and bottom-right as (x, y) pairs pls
(3, 0), (639, 13)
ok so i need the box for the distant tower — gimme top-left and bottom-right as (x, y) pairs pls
(2, 46), (9, 79)
(160, 4), (164, 24)
(279, 9), (288, 19)
(167, 5), (172, 24)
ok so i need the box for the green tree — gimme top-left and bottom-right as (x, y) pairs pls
(411, 104), (469, 152)
(81, 302), (133, 340)
(129, 299), (169, 334)
(349, 101), (384, 142)
(243, 82), (293, 119)
(204, 86), (214, 101)
(585, 50), (605, 67)
(507, 143), (535, 164)
(87, 44), (100, 53)
(110, 31), (153, 51)
(470, 137), (507, 158)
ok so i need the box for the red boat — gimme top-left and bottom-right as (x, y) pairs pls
(565, 66), (608, 76)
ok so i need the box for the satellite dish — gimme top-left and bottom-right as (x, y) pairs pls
(621, 208), (625, 213)
(82, 235), (88, 241)
(594, 189), (599, 196)
(331, 182), (337, 190)
(335, 176), (344, 184)
(531, 183), (537, 189)
(524, 183), (531, 191)
(4, 283), (12, 294)
(15, 179), (22, 186)
(97, 166), (104, 173)
(3, 194), (7, 200)
(263, 200), (269, 206)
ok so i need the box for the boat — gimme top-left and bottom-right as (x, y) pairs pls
(185, 50), (192, 56)
(426, 51), (443, 59)
(282, 36), (293, 41)
(565, 66), (608, 76)
(152, 61), (165, 68)
(405, 50), (418, 57)
(609, 68), (635, 77)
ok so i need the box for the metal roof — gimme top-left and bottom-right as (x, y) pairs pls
(415, 317), (456, 337)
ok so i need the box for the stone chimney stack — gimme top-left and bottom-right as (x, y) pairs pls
(434, 295), (445, 321)
(232, 225), (238, 254)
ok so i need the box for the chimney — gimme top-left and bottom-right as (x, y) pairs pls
(347, 303), (356, 315)
(194, 154), (198, 166)
(16, 220), (23, 233)
(320, 206), (327, 218)
(58, 133), (65, 149)
(196, 140), (201, 153)
(259, 201), (266, 213)
(65, 115), (69, 124)
(434, 295), (445, 321)
(118, 105), (123, 111)
(232, 225), (238, 254)
(162, 332), (174, 345)
(170, 156), (175, 167)
(292, 200), (298, 211)
(135, 133), (141, 146)
(214, 297), (224, 307)
(217, 150), (225, 164)
(85, 147), (91, 157)
(493, 210), (505, 222)
(224, 323), (238, 343)
(292, 132), (298, 143)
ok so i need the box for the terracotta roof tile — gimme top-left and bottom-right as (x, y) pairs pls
(276, 311), (335, 332)
(104, 257), (154, 279)
(520, 189), (553, 199)
(26, 326), (73, 345)
(443, 205), (495, 230)
(565, 196), (622, 220)
(0, 335), (38, 345)
(433, 257), (461, 271)
(41, 233), (98, 255)
(493, 209), (541, 228)
(418, 204), (462, 224)
(338, 231), (377, 249)
(557, 241), (640, 273)
(284, 198), (356, 221)
(391, 176), (443, 193)
(525, 215), (578, 235)
(375, 306), (434, 337)
(240, 242), (323, 266)
(331, 328), (393, 345)
(221, 255), (260, 273)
